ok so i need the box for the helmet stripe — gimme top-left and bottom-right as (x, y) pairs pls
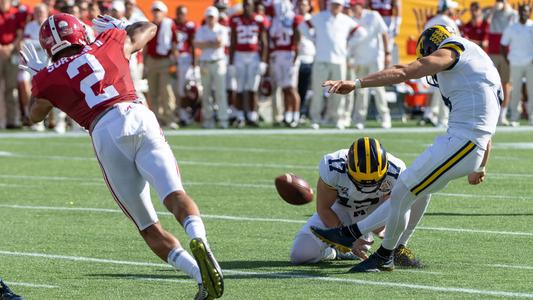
(348, 143), (357, 173)
(364, 137), (371, 174)
(357, 138), (366, 173)
(374, 139), (381, 173)
(369, 138), (378, 173)
(48, 16), (61, 44)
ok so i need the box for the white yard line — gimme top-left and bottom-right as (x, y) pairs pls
(489, 264), (533, 270)
(1, 204), (533, 237)
(4, 281), (58, 288)
(0, 250), (531, 298)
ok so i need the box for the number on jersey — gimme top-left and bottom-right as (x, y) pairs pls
(67, 53), (118, 108)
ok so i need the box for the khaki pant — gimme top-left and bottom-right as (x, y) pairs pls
(200, 60), (228, 126)
(310, 62), (346, 124)
(490, 54), (510, 84)
(510, 63), (533, 123)
(145, 56), (176, 125)
(0, 54), (20, 128)
(352, 63), (391, 124)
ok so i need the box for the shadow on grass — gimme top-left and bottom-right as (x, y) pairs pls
(426, 212), (533, 217)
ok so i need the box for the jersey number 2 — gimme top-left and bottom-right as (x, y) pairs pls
(67, 54), (118, 108)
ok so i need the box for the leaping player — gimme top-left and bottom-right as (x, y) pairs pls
(312, 25), (499, 272)
(19, 14), (224, 298)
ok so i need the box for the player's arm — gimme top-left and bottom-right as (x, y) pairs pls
(468, 139), (492, 185)
(259, 28), (268, 63)
(316, 178), (342, 228)
(29, 98), (53, 123)
(229, 25), (236, 65)
(323, 48), (457, 94)
(189, 29), (196, 66)
(123, 22), (157, 59)
(382, 32), (391, 67)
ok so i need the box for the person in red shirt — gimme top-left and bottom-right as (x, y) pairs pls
(460, 2), (489, 50)
(229, 0), (269, 127)
(0, 0), (25, 129)
(269, 12), (302, 127)
(145, 1), (178, 129)
(20, 13), (223, 299)
(174, 5), (197, 126)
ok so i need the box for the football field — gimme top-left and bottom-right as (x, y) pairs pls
(1, 127), (533, 299)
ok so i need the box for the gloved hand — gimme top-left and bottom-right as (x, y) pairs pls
(92, 14), (127, 33)
(259, 61), (268, 76)
(19, 43), (47, 77)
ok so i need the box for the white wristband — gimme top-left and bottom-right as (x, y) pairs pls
(474, 166), (486, 173)
(354, 78), (362, 88)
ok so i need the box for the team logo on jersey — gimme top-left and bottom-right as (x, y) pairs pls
(379, 178), (393, 193)
(338, 186), (349, 196)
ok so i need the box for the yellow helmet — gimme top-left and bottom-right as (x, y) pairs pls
(415, 25), (455, 59)
(347, 137), (388, 192)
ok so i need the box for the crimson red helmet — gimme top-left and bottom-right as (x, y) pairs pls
(185, 80), (200, 102)
(259, 76), (273, 97)
(39, 13), (90, 58)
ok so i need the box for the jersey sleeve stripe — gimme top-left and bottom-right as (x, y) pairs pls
(440, 42), (465, 55)
(410, 141), (476, 196)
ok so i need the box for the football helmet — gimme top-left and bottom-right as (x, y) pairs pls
(39, 13), (90, 58)
(347, 137), (388, 193)
(415, 25), (454, 59)
(259, 76), (273, 97)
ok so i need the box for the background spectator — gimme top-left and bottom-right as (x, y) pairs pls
(301, 0), (357, 130)
(461, 1), (489, 50)
(195, 6), (229, 128)
(488, 0), (517, 125)
(145, 0), (178, 129)
(349, 0), (392, 130)
(295, 0), (315, 121)
(500, 4), (533, 126)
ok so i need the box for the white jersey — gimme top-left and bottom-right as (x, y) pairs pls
(435, 36), (501, 149)
(319, 149), (406, 221)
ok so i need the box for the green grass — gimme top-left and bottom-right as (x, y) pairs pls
(1, 127), (533, 299)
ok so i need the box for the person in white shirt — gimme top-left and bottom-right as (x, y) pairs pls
(421, 0), (461, 128)
(299, 0), (358, 129)
(500, 4), (533, 126)
(348, 0), (392, 130)
(296, 0), (315, 120)
(194, 6), (230, 128)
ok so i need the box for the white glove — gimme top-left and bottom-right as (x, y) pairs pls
(259, 61), (268, 76)
(227, 65), (236, 77)
(92, 14), (127, 34)
(19, 43), (47, 77)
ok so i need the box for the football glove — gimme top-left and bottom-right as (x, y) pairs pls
(19, 43), (47, 77)
(92, 15), (127, 33)
(259, 61), (268, 76)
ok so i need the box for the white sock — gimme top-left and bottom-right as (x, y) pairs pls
(321, 247), (336, 260)
(167, 247), (202, 283)
(247, 111), (258, 122)
(381, 180), (418, 250)
(237, 110), (245, 121)
(500, 107), (508, 120)
(183, 215), (207, 242)
(293, 111), (300, 122)
(357, 200), (390, 234)
(397, 195), (431, 246)
(284, 112), (293, 123)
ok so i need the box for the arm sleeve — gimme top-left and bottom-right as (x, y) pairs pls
(318, 155), (336, 188)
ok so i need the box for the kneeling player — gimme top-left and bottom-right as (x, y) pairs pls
(290, 137), (430, 266)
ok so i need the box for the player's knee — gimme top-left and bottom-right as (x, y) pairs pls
(290, 238), (322, 265)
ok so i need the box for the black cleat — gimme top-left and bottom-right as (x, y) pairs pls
(348, 252), (394, 273)
(394, 245), (423, 268)
(190, 238), (224, 299)
(194, 284), (211, 300)
(310, 226), (356, 254)
(0, 279), (24, 300)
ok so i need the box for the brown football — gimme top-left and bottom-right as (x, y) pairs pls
(274, 173), (314, 205)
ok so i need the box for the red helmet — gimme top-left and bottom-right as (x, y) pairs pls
(259, 76), (273, 97)
(39, 13), (90, 58)
(185, 80), (200, 102)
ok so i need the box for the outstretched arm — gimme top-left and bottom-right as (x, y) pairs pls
(323, 48), (457, 94)
(123, 22), (157, 58)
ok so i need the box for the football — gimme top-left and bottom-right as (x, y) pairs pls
(274, 173), (314, 205)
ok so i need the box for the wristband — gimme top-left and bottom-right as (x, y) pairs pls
(354, 78), (362, 89)
(474, 166), (486, 173)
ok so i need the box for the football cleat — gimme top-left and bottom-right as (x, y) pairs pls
(334, 249), (360, 261)
(194, 284), (210, 300)
(190, 238), (224, 299)
(310, 226), (355, 254)
(0, 279), (24, 300)
(394, 245), (423, 268)
(348, 252), (394, 273)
